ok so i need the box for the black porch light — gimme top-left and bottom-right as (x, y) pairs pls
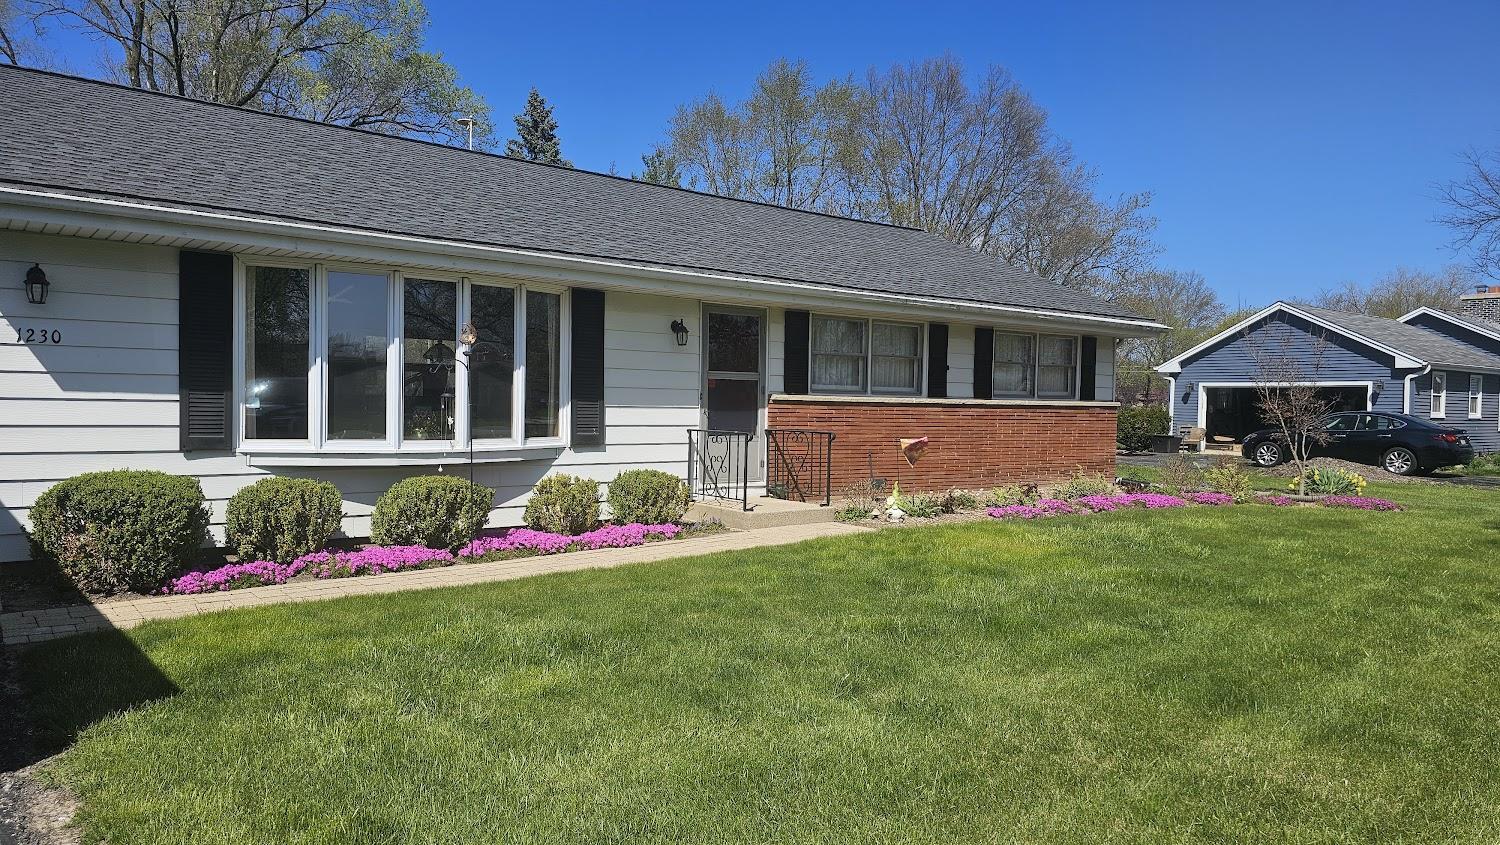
(24, 264), (49, 305)
(670, 319), (689, 347)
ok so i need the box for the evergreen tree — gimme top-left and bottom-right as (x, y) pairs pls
(505, 88), (571, 166)
(634, 146), (683, 187)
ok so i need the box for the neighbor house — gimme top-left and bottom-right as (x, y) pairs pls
(0, 66), (1165, 562)
(1156, 299), (1500, 451)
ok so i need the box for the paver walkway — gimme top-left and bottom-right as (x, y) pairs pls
(1, 522), (871, 646)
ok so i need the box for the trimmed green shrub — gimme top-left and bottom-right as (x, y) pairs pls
(607, 469), (690, 525)
(225, 477), (344, 564)
(370, 476), (493, 550)
(1117, 404), (1171, 452)
(28, 470), (210, 594)
(523, 474), (600, 535)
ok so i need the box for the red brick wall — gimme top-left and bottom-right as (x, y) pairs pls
(767, 397), (1117, 491)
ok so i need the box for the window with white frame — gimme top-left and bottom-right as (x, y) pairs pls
(809, 316), (923, 395)
(991, 331), (1080, 399)
(1431, 371), (1447, 418)
(1470, 374), (1483, 419)
(240, 262), (564, 450)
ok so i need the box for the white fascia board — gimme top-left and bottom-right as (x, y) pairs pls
(1399, 306), (1500, 345)
(1155, 301), (1425, 373)
(0, 185), (1170, 336)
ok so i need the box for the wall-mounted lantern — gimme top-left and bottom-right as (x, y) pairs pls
(670, 319), (689, 347)
(24, 264), (49, 305)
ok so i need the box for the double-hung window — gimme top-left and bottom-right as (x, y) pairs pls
(1469, 374), (1483, 419)
(1431, 371), (1447, 419)
(810, 316), (923, 395)
(991, 330), (1080, 400)
(239, 262), (565, 453)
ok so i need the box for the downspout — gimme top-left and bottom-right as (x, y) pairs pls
(1403, 365), (1430, 415)
(1165, 375), (1176, 431)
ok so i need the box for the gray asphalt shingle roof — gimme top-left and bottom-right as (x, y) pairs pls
(1299, 305), (1500, 370)
(0, 66), (1150, 324)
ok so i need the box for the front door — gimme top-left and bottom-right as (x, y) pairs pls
(703, 307), (764, 482)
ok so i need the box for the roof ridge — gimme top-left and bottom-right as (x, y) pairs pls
(0, 63), (927, 234)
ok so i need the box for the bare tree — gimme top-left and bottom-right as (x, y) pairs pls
(1107, 269), (1225, 401)
(1243, 324), (1334, 495)
(0, 0), (41, 64)
(1308, 265), (1476, 318)
(1439, 148), (1500, 281)
(25, 0), (491, 147)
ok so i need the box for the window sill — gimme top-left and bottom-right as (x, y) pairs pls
(240, 444), (566, 467)
(770, 393), (1118, 408)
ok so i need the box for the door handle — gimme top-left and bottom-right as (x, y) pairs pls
(1377, 434), (1393, 438)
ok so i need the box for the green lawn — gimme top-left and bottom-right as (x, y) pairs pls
(20, 480), (1500, 844)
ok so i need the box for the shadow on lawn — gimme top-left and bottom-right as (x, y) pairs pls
(4, 630), (179, 770)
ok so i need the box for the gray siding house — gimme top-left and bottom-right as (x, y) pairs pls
(1156, 300), (1500, 453)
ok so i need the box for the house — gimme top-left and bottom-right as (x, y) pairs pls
(1155, 299), (1500, 451)
(0, 66), (1165, 562)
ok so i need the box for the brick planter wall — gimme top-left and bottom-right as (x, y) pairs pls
(767, 395), (1117, 492)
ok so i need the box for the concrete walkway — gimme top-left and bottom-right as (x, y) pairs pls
(0, 522), (872, 647)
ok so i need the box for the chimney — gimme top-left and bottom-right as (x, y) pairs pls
(1460, 286), (1500, 325)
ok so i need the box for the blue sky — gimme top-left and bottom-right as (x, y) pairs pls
(41, 0), (1500, 306)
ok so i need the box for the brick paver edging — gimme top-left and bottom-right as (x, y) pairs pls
(1, 523), (872, 646)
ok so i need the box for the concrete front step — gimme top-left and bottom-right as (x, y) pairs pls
(686, 496), (840, 530)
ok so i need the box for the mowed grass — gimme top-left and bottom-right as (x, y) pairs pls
(20, 481), (1500, 844)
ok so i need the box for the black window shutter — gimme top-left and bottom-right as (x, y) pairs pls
(570, 288), (606, 447)
(1080, 336), (1098, 401)
(784, 310), (810, 394)
(178, 251), (233, 451)
(926, 323), (948, 398)
(973, 327), (993, 400)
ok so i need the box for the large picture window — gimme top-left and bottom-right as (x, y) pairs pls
(326, 271), (389, 441)
(239, 263), (564, 452)
(244, 266), (310, 440)
(991, 330), (1081, 400)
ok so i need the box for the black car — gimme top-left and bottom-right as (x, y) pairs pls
(1241, 411), (1474, 475)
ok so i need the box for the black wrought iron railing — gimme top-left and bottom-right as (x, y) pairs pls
(765, 428), (836, 506)
(686, 429), (753, 511)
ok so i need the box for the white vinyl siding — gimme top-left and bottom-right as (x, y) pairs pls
(0, 233), (701, 562)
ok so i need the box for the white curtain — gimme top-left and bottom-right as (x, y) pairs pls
(1037, 335), (1076, 398)
(992, 332), (1034, 396)
(871, 322), (919, 392)
(812, 317), (866, 390)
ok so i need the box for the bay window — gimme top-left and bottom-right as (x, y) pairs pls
(238, 262), (566, 452)
(244, 266), (310, 440)
(991, 330), (1081, 400)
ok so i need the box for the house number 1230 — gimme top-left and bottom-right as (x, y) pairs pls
(16, 328), (63, 344)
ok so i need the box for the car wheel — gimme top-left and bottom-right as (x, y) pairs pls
(1252, 441), (1283, 467)
(1382, 447), (1418, 476)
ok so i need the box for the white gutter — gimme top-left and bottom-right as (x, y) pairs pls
(0, 185), (1170, 333)
(1403, 365), (1430, 414)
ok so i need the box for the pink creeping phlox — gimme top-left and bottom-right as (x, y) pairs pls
(306, 546), (454, 579)
(166, 559), (307, 594)
(459, 523), (681, 557)
(1185, 492), (1234, 506)
(1320, 496), (1403, 511)
(985, 499), (1078, 519)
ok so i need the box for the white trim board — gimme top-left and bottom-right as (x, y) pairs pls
(1155, 301), (1424, 374)
(0, 186), (1169, 334)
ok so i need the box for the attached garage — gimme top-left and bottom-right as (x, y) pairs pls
(1200, 385), (1369, 444)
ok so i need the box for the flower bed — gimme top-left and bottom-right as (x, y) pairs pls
(164, 523), (687, 595)
(988, 490), (1404, 522)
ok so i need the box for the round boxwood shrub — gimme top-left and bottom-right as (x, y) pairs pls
(607, 469), (690, 525)
(370, 475), (494, 550)
(225, 477), (344, 564)
(523, 474), (600, 535)
(28, 470), (210, 594)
